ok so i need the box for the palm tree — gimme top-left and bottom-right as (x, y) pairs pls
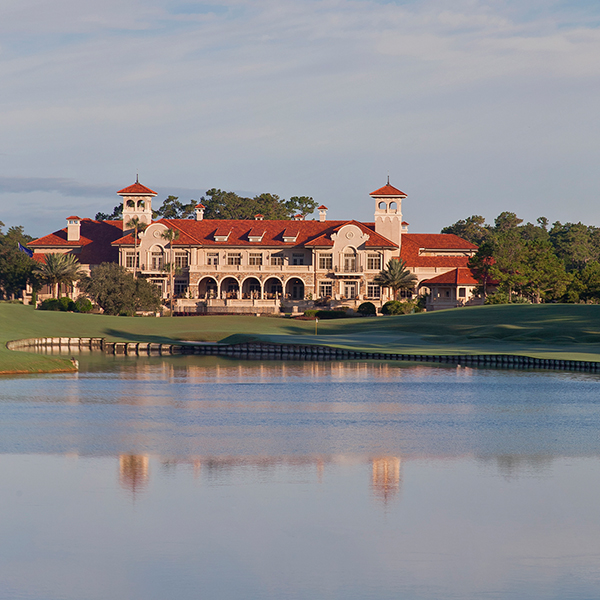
(126, 217), (147, 279)
(373, 258), (418, 301)
(33, 253), (85, 298)
(160, 227), (180, 315)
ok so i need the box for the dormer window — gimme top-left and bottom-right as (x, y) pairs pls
(282, 228), (299, 243)
(248, 228), (265, 243)
(214, 227), (231, 242)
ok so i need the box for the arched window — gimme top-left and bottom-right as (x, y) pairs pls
(378, 201), (387, 211)
(389, 201), (397, 210)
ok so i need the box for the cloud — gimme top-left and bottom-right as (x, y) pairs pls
(1, 0), (600, 235)
(0, 177), (116, 197)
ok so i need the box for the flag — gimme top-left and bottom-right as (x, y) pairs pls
(17, 242), (33, 258)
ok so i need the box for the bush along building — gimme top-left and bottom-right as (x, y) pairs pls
(27, 180), (480, 313)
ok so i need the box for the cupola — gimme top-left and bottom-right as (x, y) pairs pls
(118, 177), (157, 226)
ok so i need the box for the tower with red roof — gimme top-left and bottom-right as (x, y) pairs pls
(118, 178), (157, 226)
(370, 178), (407, 253)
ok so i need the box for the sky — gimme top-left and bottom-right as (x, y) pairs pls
(1, 0), (599, 237)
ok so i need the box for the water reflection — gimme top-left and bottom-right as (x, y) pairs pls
(3, 358), (600, 599)
(117, 453), (404, 505)
(119, 454), (149, 494)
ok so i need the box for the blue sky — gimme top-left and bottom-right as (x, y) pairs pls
(1, 0), (599, 236)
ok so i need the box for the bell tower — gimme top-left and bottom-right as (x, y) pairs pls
(370, 178), (407, 252)
(117, 178), (157, 225)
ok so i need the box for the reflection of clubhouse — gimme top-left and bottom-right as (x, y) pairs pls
(118, 454), (402, 503)
(29, 180), (480, 312)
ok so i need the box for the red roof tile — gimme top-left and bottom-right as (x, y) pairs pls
(29, 219), (124, 265)
(112, 219), (398, 249)
(318, 205), (328, 210)
(400, 234), (476, 268)
(66, 215), (81, 220)
(117, 182), (157, 195)
(420, 267), (479, 286)
(370, 183), (407, 197)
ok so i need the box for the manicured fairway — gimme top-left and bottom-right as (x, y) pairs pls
(2, 302), (600, 373)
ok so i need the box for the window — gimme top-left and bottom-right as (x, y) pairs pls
(227, 253), (242, 266)
(174, 280), (188, 296)
(367, 254), (381, 270)
(271, 253), (284, 266)
(249, 253), (263, 266)
(367, 284), (381, 299)
(319, 254), (333, 270)
(319, 281), (333, 298)
(125, 252), (139, 268)
(458, 288), (466, 298)
(344, 283), (357, 299)
(399, 289), (413, 299)
(175, 252), (189, 268)
(292, 253), (304, 265)
(344, 253), (356, 272)
(207, 253), (219, 266)
(152, 251), (164, 270)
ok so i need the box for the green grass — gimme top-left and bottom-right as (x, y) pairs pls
(3, 303), (600, 373)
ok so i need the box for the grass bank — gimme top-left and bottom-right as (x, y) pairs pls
(2, 303), (600, 374)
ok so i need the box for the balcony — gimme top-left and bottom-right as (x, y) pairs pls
(333, 264), (364, 277)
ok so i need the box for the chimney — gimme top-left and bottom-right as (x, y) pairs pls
(66, 216), (81, 242)
(318, 205), (328, 222)
(195, 203), (205, 221)
(255, 214), (264, 220)
(293, 214), (304, 221)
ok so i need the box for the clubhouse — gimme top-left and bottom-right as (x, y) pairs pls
(28, 180), (481, 313)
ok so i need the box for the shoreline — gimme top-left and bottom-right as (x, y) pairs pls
(5, 335), (600, 375)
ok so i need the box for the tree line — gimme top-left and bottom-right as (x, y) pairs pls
(442, 212), (600, 303)
(96, 189), (318, 221)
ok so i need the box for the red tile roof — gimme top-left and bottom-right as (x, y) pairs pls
(318, 205), (328, 210)
(29, 219), (124, 265)
(117, 182), (157, 196)
(370, 183), (407, 197)
(400, 233), (476, 268)
(112, 219), (399, 249)
(420, 267), (479, 286)
(66, 216), (81, 220)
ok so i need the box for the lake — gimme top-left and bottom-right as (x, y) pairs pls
(1, 356), (599, 600)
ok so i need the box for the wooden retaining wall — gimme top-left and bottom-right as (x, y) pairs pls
(6, 337), (600, 373)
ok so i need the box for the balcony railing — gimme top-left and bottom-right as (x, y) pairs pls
(333, 263), (363, 275)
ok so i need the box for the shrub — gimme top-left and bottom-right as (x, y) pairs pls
(58, 297), (76, 311)
(75, 297), (93, 313)
(381, 300), (414, 315)
(485, 292), (510, 305)
(39, 298), (61, 311)
(357, 302), (376, 316)
(304, 309), (318, 318)
(485, 292), (531, 305)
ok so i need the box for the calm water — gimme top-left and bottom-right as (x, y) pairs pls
(1, 356), (600, 600)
